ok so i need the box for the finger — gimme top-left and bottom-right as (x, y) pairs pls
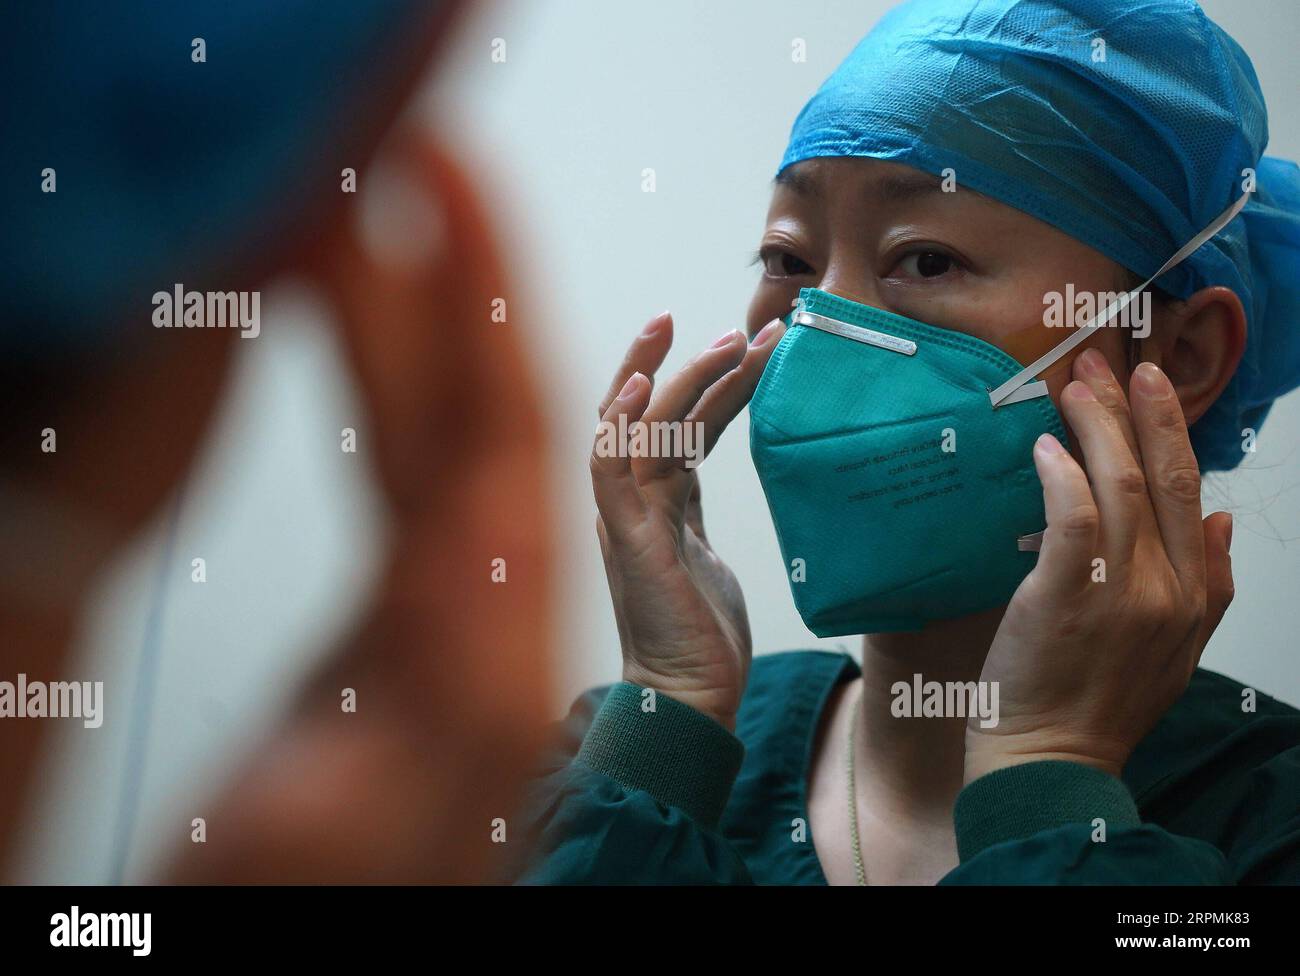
(1194, 512), (1234, 663)
(1058, 378), (1156, 562)
(688, 318), (787, 459)
(1129, 361), (1207, 587)
(637, 329), (749, 477)
(589, 372), (653, 541)
(1029, 432), (1100, 596)
(597, 311), (673, 418)
(1073, 347), (1142, 465)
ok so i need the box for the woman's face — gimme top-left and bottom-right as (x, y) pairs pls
(746, 157), (1136, 409)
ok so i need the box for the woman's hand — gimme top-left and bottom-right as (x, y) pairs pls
(967, 347), (1235, 783)
(590, 312), (786, 730)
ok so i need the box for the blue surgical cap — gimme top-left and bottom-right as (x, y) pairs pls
(0, 1), (442, 360)
(780, 0), (1300, 471)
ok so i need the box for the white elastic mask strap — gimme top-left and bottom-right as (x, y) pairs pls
(988, 191), (1251, 408)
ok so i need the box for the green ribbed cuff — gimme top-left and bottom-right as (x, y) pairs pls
(954, 760), (1141, 862)
(575, 682), (744, 830)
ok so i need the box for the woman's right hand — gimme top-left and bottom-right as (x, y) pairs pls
(590, 312), (786, 730)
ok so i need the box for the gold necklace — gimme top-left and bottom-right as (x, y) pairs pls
(845, 688), (866, 886)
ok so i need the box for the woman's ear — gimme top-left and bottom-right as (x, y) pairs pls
(1145, 285), (1247, 427)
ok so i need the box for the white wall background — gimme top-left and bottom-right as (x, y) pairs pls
(15, 0), (1300, 883)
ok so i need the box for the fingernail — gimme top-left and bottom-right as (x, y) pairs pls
(1134, 361), (1168, 396)
(1066, 380), (1097, 402)
(616, 372), (643, 401)
(1225, 513), (1234, 552)
(641, 311), (670, 337)
(752, 318), (784, 346)
(1078, 347), (1110, 377)
(711, 329), (742, 349)
(1036, 432), (1066, 456)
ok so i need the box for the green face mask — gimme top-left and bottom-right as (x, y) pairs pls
(749, 287), (1068, 636)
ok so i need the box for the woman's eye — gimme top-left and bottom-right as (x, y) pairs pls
(894, 250), (955, 278)
(760, 249), (813, 278)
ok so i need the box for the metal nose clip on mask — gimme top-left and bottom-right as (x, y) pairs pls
(749, 192), (1250, 637)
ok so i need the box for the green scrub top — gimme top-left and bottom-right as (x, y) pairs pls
(515, 651), (1300, 884)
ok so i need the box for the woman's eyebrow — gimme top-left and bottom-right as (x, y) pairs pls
(773, 167), (964, 205)
(773, 168), (819, 197)
(871, 171), (953, 204)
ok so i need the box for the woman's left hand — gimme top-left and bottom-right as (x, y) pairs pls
(966, 347), (1235, 784)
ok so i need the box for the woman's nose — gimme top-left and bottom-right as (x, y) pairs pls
(815, 261), (881, 309)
